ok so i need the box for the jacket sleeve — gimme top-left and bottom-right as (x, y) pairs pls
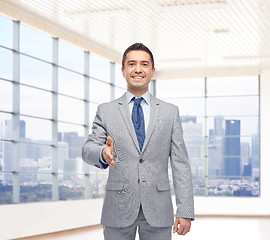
(82, 105), (108, 169)
(170, 106), (195, 220)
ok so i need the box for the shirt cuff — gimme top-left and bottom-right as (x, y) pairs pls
(99, 147), (109, 169)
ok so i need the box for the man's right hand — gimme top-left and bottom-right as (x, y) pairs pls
(102, 136), (114, 168)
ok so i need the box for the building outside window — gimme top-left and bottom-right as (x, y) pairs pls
(156, 76), (260, 197)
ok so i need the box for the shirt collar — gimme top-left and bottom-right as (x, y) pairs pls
(126, 90), (151, 105)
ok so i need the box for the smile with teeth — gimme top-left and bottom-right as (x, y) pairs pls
(132, 76), (144, 79)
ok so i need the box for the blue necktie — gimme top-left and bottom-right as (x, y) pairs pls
(132, 97), (145, 151)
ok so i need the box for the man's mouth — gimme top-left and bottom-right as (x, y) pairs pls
(132, 76), (144, 79)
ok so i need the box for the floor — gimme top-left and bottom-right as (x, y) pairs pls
(17, 216), (270, 240)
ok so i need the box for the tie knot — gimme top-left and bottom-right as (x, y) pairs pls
(133, 97), (143, 105)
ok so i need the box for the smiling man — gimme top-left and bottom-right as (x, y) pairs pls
(82, 43), (194, 240)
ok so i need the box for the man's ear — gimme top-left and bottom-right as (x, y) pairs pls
(151, 67), (156, 78)
(121, 67), (125, 78)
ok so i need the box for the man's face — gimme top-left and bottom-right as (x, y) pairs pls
(122, 50), (155, 94)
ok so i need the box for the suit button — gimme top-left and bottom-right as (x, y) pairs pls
(138, 179), (140, 183)
(139, 159), (144, 164)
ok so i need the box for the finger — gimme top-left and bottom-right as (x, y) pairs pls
(177, 222), (190, 235)
(103, 152), (114, 168)
(173, 221), (178, 233)
(104, 153), (113, 163)
(182, 225), (190, 235)
(177, 226), (184, 235)
(110, 160), (115, 168)
(177, 220), (185, 235)
(106, 136), (113, 147)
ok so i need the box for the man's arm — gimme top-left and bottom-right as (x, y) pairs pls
(82, 105), (114, 169)
(170, 106), (194, 235)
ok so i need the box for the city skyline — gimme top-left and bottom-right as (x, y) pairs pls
(0, 112), (260, 202)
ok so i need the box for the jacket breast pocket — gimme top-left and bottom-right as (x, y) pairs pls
(156, 181), (171, 192)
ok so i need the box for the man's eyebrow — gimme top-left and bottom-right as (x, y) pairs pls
(141, 60), (150, 64)
(127, 60), (150, 63)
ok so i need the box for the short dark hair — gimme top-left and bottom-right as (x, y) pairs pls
(122, 43), (155, 69)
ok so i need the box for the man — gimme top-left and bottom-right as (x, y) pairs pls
(82, 43), (194, 240)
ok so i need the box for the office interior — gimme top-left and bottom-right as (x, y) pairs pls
(0, 0), (270, 239)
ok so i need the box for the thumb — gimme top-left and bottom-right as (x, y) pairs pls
(106, 136), (113, 149)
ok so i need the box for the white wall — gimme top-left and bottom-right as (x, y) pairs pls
(0, 199), (103, 240)
(1, 70), (270, 240)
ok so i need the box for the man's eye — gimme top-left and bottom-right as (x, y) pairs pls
(142, 63), (148, 67)
(129, 63), (135, 66)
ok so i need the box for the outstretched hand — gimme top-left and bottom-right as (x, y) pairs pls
(102, 136), (114, 168)
(173, 218), (191, 236)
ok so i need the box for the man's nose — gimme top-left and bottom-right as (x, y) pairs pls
(135, 64), (142, 73)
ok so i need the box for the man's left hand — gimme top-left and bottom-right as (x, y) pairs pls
(173, 218), (191, 235)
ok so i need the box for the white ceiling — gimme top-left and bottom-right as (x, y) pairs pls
(1, 0), (270, 78)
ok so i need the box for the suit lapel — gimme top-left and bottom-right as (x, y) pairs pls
(118, 94), (140, 152)
(141, 95), (160, 154)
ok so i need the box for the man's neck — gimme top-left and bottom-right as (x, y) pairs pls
(127, 88), (149, 97)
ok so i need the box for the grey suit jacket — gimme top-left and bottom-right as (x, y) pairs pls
(82, 93), (194, 228)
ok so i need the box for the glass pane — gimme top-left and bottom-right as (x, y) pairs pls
(189, 156), (205, 178)
(20, 143), (52, 164)
(57, 145), (68, 173)
(115, 86), (126, 99)
(182, 117), (205, 158)
(88, 165), (108, 198)
(58, 95), (84, 124)
(59, 174), (85, 200)
(0, 172), (13, 204)
(20, 85), (52, 119)
(165, 98), (205, 116)
(0, 141), (13, 173)
(58, 40), (84, 73)
(207, 96), (259, 116)
(0, 113), (13, 140)
(208, 136), (256, 155)
(58, 68), (84, 98)
(207, 76), (259, 96)
(20, 55), (52, 90)
(20, 24), (52, 61)
(90, 79), (110, 103)
(192, 176), (205, 196)
(182, 116), (205, 137)
(207, 116), (259, 137)
(207, 176), (259, 197)
(0, 80), (12, 112)
(63, 157), (83, 174)
(156, 78), (205, 98)
(89, 102), (98, 128)
(58, 122), (85, 139)
(0, 15), (13, 48)
(20, 116), (52, 143)
(90, 53), (110, 83)
(0, 47), (12, 79)
(186, 140), (205, 158)
(115, 63), (126, 88)
(20, 174), (52, 203)
(58, 130), (86, 168)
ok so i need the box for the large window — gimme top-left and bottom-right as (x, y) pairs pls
(156, 76), (260, 197)
(0, 15), (119, 204)
(0, 14), (260, 205)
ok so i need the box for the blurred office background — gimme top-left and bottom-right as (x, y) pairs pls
(0, 0), (270, 239)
